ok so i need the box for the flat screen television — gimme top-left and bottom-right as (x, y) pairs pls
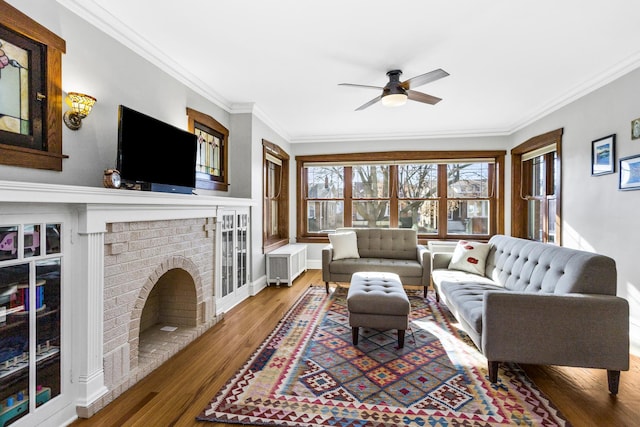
(117, 105), (197, 194)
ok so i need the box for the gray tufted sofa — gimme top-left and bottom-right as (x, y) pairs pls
(322, 228), (430, 296)
(431, 234), (629, 394)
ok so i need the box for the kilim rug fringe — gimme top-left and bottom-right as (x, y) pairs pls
(198, 285), (569, 426)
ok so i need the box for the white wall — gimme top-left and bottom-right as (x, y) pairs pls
(511, 67), (640, 355)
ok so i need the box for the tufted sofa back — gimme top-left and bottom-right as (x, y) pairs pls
(336, 228), (418, 260)
(485, 235), (617, 295)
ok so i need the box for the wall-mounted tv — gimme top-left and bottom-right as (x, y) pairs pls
(117, 105), (197, 194)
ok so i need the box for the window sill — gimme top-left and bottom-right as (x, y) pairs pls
(0, 143), (68, 171)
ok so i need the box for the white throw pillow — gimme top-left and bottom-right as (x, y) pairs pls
(328, 231), (360, 260)
(448, 240), (491, 275)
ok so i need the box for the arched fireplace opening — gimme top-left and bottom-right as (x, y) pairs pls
(136, 267), (198, 372)
(140, 268), (197, 332)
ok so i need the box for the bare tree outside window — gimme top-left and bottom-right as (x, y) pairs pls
(352, 165), (389, 228)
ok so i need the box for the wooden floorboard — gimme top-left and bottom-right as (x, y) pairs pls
(70, 269), (640, 427)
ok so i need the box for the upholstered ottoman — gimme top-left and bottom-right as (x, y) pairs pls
(347, 272), (410, 348)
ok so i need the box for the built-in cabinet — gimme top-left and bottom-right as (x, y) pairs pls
(0, 220), (66, 427)
(216, 208), (250, 315)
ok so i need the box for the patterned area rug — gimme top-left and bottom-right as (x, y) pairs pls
(198, 285), (569, 426)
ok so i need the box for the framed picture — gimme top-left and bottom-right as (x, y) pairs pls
(619, 154), (640, 190)
(632, 117), (640, 140)
(591, 134), (615, 176)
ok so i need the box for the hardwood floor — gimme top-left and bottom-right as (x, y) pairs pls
(70, 269), (640, 427)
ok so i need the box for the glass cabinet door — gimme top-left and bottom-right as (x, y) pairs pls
(220, 214), (234, 298)
(0, 224), (61, 426)
(216, 209), (250, 315)
(235, 212), (248, 290)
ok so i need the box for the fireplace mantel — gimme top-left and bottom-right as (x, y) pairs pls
(0, 180), (253, 223)
(0, 180), (255, 424)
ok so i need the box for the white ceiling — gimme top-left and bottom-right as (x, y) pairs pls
(60, 0), (640, 143)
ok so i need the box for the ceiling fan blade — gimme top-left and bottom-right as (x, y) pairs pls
(355, 95), (382, 111)
(339, 83), (384, 90)
(407, 90), (442, 105)
(401, 68), (449, 89)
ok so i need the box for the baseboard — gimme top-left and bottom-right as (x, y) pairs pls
(307, 259), (322, 270)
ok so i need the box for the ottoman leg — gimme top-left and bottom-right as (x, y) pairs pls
(352, 327), (359, 345)
(398, 330), (405, 348)
(325, 281), (329, 294)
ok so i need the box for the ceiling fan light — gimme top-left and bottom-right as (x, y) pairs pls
(381, 93), (408, 107)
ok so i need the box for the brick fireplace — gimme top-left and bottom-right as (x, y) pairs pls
(86, 218), (218, 417)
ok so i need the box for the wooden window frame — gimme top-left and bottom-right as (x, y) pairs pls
(511, 128), (563, 244)
(0, 1), (66, 171)
(296, 150), (505, 244)
(186, 107), (229, 191)
(263, 140), (289, 253)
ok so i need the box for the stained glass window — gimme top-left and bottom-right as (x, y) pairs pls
(186, 107), (229, 191)
(0, 37), (29, 135)
(195, 124), (222, 178)
(0, 9), (64, 169)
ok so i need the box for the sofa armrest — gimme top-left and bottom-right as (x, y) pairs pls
(431, 252), (453, 270)
(322, 245), (333, 282)
(417, 245), (431, 287)
(482, 292), (629, 371)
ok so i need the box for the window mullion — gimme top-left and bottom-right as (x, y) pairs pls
(389, 165), (399, 227)
(545, 152), (555, 196)
(344, 166), (353, 227)
(489, 164), (496, 235)
(437, 164), (448, 239)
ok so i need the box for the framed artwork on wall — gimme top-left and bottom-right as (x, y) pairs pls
(591, 134), (615, 176)
(632, 117), (640, 140)
(619, 154), (640, 190)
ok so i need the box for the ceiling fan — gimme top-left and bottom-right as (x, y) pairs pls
(339, 68), (449, 111)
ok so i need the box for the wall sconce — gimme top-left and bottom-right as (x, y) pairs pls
(63, 92), (96, 130)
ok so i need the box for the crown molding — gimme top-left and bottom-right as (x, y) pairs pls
(57, 0), (231, 112)
(230, 103), (291, 141)
(288, 128), (512, 144)
(510, 51), (640, 133)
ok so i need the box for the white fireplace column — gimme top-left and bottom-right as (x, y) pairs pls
(72, 207), (108, 415)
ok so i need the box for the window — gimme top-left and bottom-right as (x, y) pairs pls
(297, 151), (505, 242)
(0, 3), (66, 171)
(263, 140), (289, 252)
(352, 164), (390, 228)
(186, 107), (229, 191)
(511, 129), (562, 244)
